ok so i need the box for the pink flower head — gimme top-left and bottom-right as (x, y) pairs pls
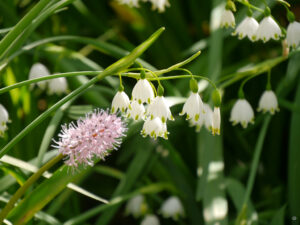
(53, 109), (127, 167)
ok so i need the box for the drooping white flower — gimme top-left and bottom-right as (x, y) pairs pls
(0, 104), (9, 137)
(141, 117), (168, 139)
(150, 0), (170, 12)
(29, 63), (50, 90)
(180, 93), (204, 122)
(125, 195), (147, 218)
(127, 100), (145, 121)
(111, 91), (131, 113)
(160, 196), (185, 220)
(190, 103), (213, 132)
(48, 77), (68, 95)
(232, 16), (259, 41)
(257, 90), (279, 114)
(132, 79), (155, 104)
(118, 0), (139, 7)
(147, 96), (174, 123)
(286, 21), (300, 49)
(141, 215), (160, 225)
(220, 10), (235, 28)
(255, 16), (282, 42)
(212, 107), (221, 135)
(230, 99), (254, 128)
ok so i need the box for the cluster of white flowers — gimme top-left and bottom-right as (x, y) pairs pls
(29, 63), (68, 95)
(0, 104), (9, 137)
(112, 76), (221, 139)
(118, 0), (170, 12)
(126, 195), (184, 225)
(230, 90), (279, 128)
(222, 3), (300, 49)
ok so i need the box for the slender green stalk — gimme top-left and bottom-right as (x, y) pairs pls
(235, 0), (264, 12)
(0, 71), (101, 95)
(0, 154), (64, 224)
(235, 116), (271, 225)
(0, 0), (52, 59)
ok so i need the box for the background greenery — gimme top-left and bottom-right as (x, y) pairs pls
(0, 0), (300, 224)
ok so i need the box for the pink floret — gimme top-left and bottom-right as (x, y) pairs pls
(53, 109), (127, 167)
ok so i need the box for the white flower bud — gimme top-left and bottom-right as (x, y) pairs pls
(48, 77), (68, 95)
(0, 104), (9, 137)
(180, 93), (204, 122)
(29, 63), (50, 90)
(147, 96), (174, 123)
(141, 215), (160, 225)
(132, 79), (154, 104)
(257, 90), (279, 114)
(255, 16), (282, 42)
(220, 10), (235, 28)
(141, 117), (168, 140)
(160, 196), (185, 220)
(125, 195), (147, 218)
(230, 99), (254, 128)
(286, 21), (300, 49)
(127, 100), (145, 121)
(232, 16), (259, 41)
(111, 91), (131, 113)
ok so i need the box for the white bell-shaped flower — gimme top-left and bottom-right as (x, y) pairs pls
(160, 196), (185, 220)
(0, 104), (9, 137)
(212, 107), (221, 135)
(255, 16), (282, 42)
(127, 100), (145, 121)
(147, 96), (174, 123)
(141, 215), (160, 225)
(180, 93), (204, 122)
(220, 10), (235, 28)
(118, 0), (139, 7)
(125, 195), (147, 218)
(286, 21), (300, 49)
(257, 90), (279, 114)
(150, 0), (170, 12)
(29, 63), (50, 90)
(132, 79), (155, 104)
(141, 117), (168, 139)
(232, 16), (259, 41)
(111, 91), (131, 113)
(48, 77), (68, 95)
(230, 99), (255, 128)
(190, 103), (213, 132)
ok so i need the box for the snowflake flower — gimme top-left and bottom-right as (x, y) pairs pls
(255, 16), (282, 42)
(53, 109), (126, 167)
(29, 63), (50, 90)
(132, 79), (155, 104)
(118, 0), (139, 7)
(232, 16), (259, 41)
(286, 21), (300, 49)
(160, 196), (185, 220)
(125, 195), (147, 218)
(127, 100), (145, 121)
(0, 104), (9, 137)
(141, 215), (160, 225)
(257, 90), (279, 114)
(212, 107), (221, 135)
(111, 91), (131, 114)
(180, 93), (204, 122)
(150, 0), (170, 12)
(190, 103), (213, 132)
(48, 77), (68, 95)
(220, 10), (235, 28)
(146, 96), (174, 123)
(141, 117), (168, 140)
(230, 99), (254, 128)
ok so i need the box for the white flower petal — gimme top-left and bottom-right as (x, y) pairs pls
(132, 79), (155, 104)
(141, 215), (160, 225)
(233, 16), (259, 41)
(0, 104), (9, 137)
(180, 93), (204, 121)
(256, 16), (282, 42)
(127, 100), (145, 121)
(287, 21), (300, 49)
(111, 91), (131, 113)
(212, 107), (221, 135)
(257, 90), (279, 114)
(150, 0), (170, 12)
(147, 96), (173, 122)
(29, 63), (50, 90)
(220, 10), (235, 28)
(160, 196), (185, 220)
(141, 117), (168, 139)
(48, 77), (68, 95)
(125, 195), (147, 218)
(230, 99), (254, 128)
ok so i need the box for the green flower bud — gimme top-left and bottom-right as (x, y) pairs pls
(226, 0), (236, 12)
(247, 8), (253, 17)
(287, 11), (295, 23)
(140, 70), (146, 79)
(157, 84), (164, 96)
(118, 83), (124, 92)
(189, 78), (198, 93)
(264, 7), (271, 17)
(212, 89), (222, 107)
